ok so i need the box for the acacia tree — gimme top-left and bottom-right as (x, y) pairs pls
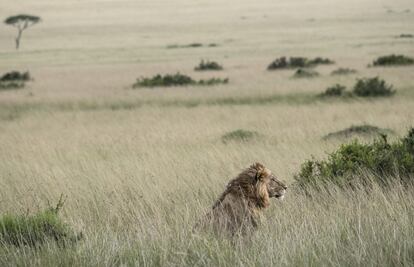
(4, 14), (41, 50)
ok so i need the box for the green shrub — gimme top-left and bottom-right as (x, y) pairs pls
(194, 60), (223, 71)
(330, 68), (357, 75)
(133, 73), (228, 88)
(398, 34), (413, 38)
(267, 57), (289, 70)
(295, 128), (414, 189)
(187, 43), (203, 48)
(166, 43), (205, 49)
(372, 54), (414, 66)
(323, 124), (394, 140)
(293, 68), (319, 78)
(267, 57), (334, 70)
(0, 196), (81, 247)
(133, 73), (194, 87)
(198, 78), (228, 86)
(353, 77), (395, 97)
(307, 57), (335, 65)
(0, 81), (25, 90)
(289, 57), (309, 68)
(0, 71), (31, 82)
(222, 129), (259, 143)
(319, 84), (347, 97)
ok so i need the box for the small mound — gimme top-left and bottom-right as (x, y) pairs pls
(372, 54), (414, 66)
(330, 68), (357, 76)
(293, 68), (319, 78)
(323, 124), (394, 140)
(221, 129), (259, 143)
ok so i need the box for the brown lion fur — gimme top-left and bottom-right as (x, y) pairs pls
(195, 162), (287, 236)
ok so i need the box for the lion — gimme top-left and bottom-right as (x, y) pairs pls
(195, 162), (287, 236)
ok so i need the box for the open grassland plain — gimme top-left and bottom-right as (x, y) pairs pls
(1, 0), (414, 266)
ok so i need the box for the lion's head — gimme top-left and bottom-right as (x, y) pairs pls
(213, 162), (287, 209)
(199, 162), (287, 235)
(247, 162), (287, 207)
(267, 172), (288, 200)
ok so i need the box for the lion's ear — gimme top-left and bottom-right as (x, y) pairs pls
(254, 163), (271, 181)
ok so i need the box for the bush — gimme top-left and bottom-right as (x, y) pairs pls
(0, 71), (31, 91)
(134, 73), (194, 87)
(267, 57), (334, 70)
(133, 73), (228, 88)
(267, 57), (288, 70)
(289, 57), (309, 68)
(323, 124), (394, 140)
(0, 81), (25, 90)
(295, 128), (414, 189)
(372, 54), (414, 66)
(307, 57), (335, 65)
(0, 196), (81, 247)
(293, 68), (319, 78)
(330, 68), (357, 76)
(221, 129), (259, 143)
(167, 43), (211, 49)
(198, 78), (228, 86)
(353, 77), (395, 97)
(0, 71), (31, 82)
(194, 60), (223, 71)
(320, 84), (347, 97)
(398, 34), (413, 38)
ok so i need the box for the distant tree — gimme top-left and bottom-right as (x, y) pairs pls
(4, 14), (41, 50)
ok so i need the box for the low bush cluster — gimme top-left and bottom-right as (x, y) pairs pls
(372, 54), (414, 66)
(330, 68), (357, 75)
(1, 71), (31, 82)
(353, 77), (395, 97)
(0, 196), (81, 247)
(194, 60), (223, 71)
(133, 73), (228, 88)
(320, 77), (395, 98)
(319, 84), (347, 97)
(398, 34), (414, 38)
(295, 128), (414, 189)
(0, 71), (31, 90)
(267, 56), (334, 70)
(166, 43), (218, 49)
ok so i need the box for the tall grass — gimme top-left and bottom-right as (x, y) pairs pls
(0, 93), (412, 266)
(1, 177), (413, 266)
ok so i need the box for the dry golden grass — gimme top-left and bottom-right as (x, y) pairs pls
(1, 0), (414, 266)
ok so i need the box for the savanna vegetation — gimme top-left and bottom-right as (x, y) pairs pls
(1, 0), (414, 266)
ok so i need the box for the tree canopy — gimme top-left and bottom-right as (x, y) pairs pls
(4, 14), (41, 26)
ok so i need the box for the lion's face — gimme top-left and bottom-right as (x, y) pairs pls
(267, 174), (287, 200)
